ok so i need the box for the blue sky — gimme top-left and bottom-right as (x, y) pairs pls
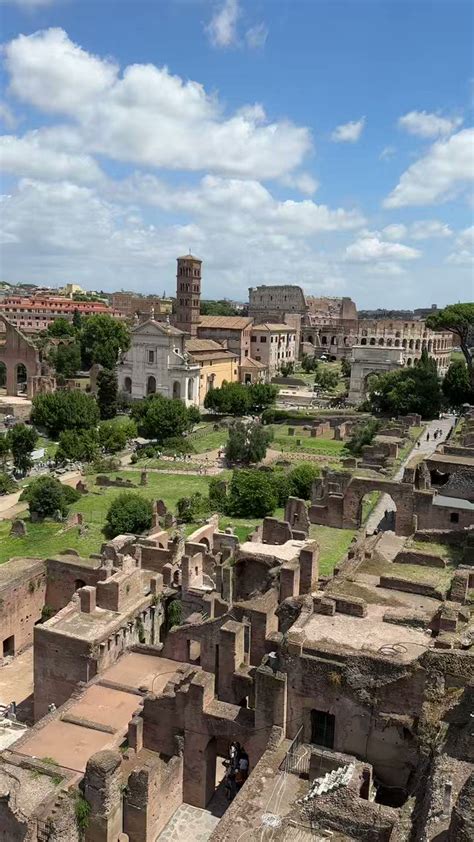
(0, 0), (472, 307)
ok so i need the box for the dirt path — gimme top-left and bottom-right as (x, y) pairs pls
(0, 470), (81, 522)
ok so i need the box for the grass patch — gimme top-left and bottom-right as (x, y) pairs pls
(359, 555), (455, 588)
(132, 458), (203, 472)
(219, 509), (285, 544)
(361, 491), (381, 523)
(36, 436), (58, 459)
(0, 471), (213, 564)
(408, 540), (462, 563)
(188, 423), (229, 454)
(309, 524), (356, 576)
(270, 427), (346, 459)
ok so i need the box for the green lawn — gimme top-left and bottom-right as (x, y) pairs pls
(36, 436), (58, 459)
(309, 524), (356, 575)
(361, 491), (381, 522)
(408, 540), (462, 564)
(131, 458), (203, 472)
(0, 471), (212, 564)
(188, 423), (229, 453)
(359, 555), (455, 590)
(270, 426), (346, 459)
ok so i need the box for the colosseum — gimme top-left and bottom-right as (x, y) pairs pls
(356, 318), (452, 372)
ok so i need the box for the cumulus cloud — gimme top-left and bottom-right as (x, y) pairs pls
(398, 110), (463, 138)
(0, 102), (18, 130)
(4, 28), (308, 180)
(0, 177), (361, 295)
(456, 225), (474, 248)
(382, 224), (407, 241)
(206, 0), (240, 48)
(384, 128), (474, 207)
(379, 145), (396, 161)
(331, 117), (365, 143)
(345, 233), (421, 263)
(280, 171), (319, 196)
(0, 130), (102, 183)
(409, 220), (452, 240)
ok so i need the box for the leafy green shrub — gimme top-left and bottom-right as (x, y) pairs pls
(0, 472), (16, 495)
(176, 492), (208, 522)
(21, 476), (75, 520)
(32, 390), (100, 437)
(346, 419), (381, 456)
(227, 469), (278, 518)
(55, 429), (99, 464)
(165, 599), (182, 631)
(287, 463), (320, 499)
(105, 492), (153, 538)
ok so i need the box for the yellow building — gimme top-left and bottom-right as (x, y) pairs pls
(186, 338), (239, 405)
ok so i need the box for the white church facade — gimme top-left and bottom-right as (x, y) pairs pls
(118, 318), (200, 407)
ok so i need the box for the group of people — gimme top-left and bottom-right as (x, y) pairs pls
(223, 741), (250, 801)
(416, 427), (445, 447)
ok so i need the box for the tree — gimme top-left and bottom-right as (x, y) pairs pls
(97, 368), (118, 419)
(280, 361), (295, 377)
(227, 469), (278, 518)
(288, 463), (320, 499)
(31, 390), (100, 437)
(131, 395), (192, 442)
(247, 383), (278, 414)
(204, 381), (251, 415)
(366, 350), (442, 419)
(46, 317), (75, 338)
(340, 358), (351, 379)
(200, 300), (239, 316)
(176, 492), (208, 523)
(301, 354), (318, 373)
(80, 314), (130, 369)
(346, 419), (381, 456)
(187, 405), (201, 426)
(105, 492), (153, 537)
(0, 472), (16, 495)
(72, 309), (82, 331)
(8, 423), (38, 475)
(442, 360), (473, 408)
(426, 304), (474, 387)
(50, 343), (81, 379)
(98, 419), (137, 453)
(225, 421), (273, 464)
(21, 476), (80, 519)
(314, 367), (339, 391)
(55, 429), (99, 464)
(0, 435), (10, 468)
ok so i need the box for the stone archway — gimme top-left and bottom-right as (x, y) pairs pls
(0, 361), (6, 392)
(124, 376), (132, 394)
(147, 375), (156, 395)
(343, 478), (414, 535)
(173, 381), (181, 399)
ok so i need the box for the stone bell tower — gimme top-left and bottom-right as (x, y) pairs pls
(174, 254), (202, 336)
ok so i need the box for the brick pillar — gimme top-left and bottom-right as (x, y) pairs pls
(255, 665), (287, 732)
(280, 563), (300, 602)
(218, 620), (245, 703)
(299, 546), (319, 594)
(84, 750), (123, 842)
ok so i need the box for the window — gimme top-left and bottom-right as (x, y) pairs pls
(148, 350), (155, 364)
(261, 336), (267, 343)
(251, 336), (256, 342)
(450, 512), (459, 523)
(255, 356), (261, 361)
(244, 350), (248, 357)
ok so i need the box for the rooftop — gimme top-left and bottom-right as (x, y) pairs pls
(198, 315), (253, 330)
(251, 322), (294, 332)
(300, 603), (432, 662)
(15, 653), (185, 772)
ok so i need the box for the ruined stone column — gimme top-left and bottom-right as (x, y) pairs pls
(83, 750), (123, 842)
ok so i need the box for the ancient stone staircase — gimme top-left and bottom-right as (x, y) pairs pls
(298, 762), (355, 803)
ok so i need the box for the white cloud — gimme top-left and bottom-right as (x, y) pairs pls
(445, 225), (474, 265)
(280, 171), (319, 196)
(384, 128), (474, 207)
(345, 234), (421, 263)
(456, 225), (474, 248)
(398, 110), (463, 138)
(379, 145), (396, 161)
(409, 220), (452, 240)
(245, 23), (268, 49)
(110, 172), (364, 236)
(0, 130), (102, 183)
(445, 249), (473, 266)
(0, 176), (361, 296)
(206, 0), (240, 48)
(0, 102), (18, 130)
(4, 28), (310, 180)
(382, 224), (407, 241)
(331, 117), (365, 143)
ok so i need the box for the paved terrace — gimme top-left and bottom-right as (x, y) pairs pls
(11, 653), (186, 773)
(301, 603), (433, 663)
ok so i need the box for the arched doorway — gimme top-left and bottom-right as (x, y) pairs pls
(16, 363), (27, 394)
(173, 381), (181, 399)
(359, 491), (396, 532)
(124, 376), (132, 394)
(0, 361), (6, 392)
(187, 378), (194, 402)
(146, 375), (156, 395)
